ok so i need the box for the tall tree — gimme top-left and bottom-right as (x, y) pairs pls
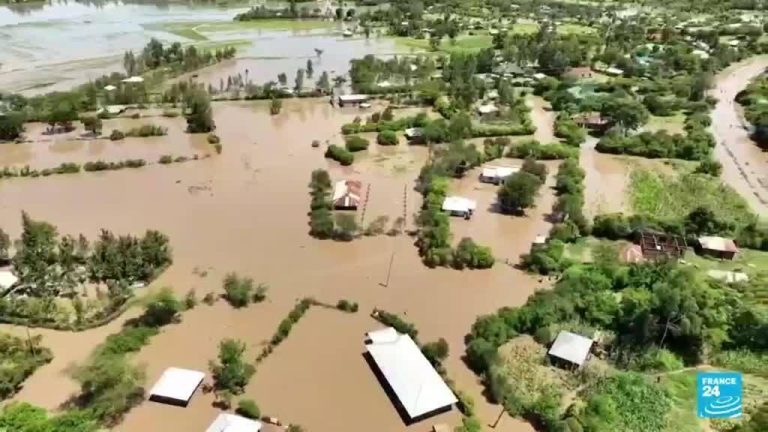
(185, 89), (215, 133)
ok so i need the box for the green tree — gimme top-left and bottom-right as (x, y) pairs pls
(71, 354), (145, 424)
(0, 227), (10, 262)
(185, 89), (215, 133)
(278, 73), (288, 86)
(334, 213), (359, 241)
(270, 98), (282, 115)
(421, 338), (449, 366)
(81, 116), (103, 136)
(602, 98), (649, 132)
(223, 273), (254, 308)
(13, 212), (59, 297)
(316, 72), (331, 93)
(497, 172), (542, 214)
(694, 159), (722, 176)
(209, 339), (256, 394)
(236, 399), (261, 419)
(0, 112), (25, 141)
(295, 68), (305, 92)
(142, 287), (182, 327)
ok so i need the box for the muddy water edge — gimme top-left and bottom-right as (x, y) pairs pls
(0, 99), (541, 432)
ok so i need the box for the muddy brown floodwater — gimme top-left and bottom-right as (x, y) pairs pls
(710, 56), (768, 216)
(0, 115), (211, 169)
(0, 99), (545, 432)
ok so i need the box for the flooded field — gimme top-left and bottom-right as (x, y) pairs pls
(0, 115), (211, 169)
(0, 1), (403, 94)
(0, 98), (541, 432)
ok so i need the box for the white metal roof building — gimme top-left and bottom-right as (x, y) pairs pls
(476, 104), (499, 115)
(121, 76), (145, 83)
(365, 327), (457, 422)
(548, 331), (594, 367)
(332, 180), (362, 210)
(337, 94), (370, 103)
(698, 236), (739, 253)
(441, 196), (477, 216)
(480, 166), (519, 184)
(148, 367), (205, 407)
(206, 413), (262, 432)
(0, 270), (18, 290)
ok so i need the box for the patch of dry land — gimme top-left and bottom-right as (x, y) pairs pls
(0, 98), (552, 432)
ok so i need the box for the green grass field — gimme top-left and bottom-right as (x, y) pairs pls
(394, 34), (493, 53)
(629, 169), (754, 226)
(645, 113), (687, 134)
(144, 19), (335, 41)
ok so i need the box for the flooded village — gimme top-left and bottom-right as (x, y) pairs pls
(1, 1), (768, 432)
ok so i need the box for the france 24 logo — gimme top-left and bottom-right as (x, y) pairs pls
(697, 371), (742, 419)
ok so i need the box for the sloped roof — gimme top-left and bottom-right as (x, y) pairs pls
(206, 413), (262, 432)
(698, 236), (738, 253)
(149, 367), (205, 404)
(365, 327), (458, 419)
(442, 196), (477, 213)
(548, 331), (593, 366)
(332, 180), (362, 208)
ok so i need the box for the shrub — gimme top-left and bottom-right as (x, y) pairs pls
(109, 129), (125, 141)
(521, 158), (548, 183)
(694, 158), (722, 176)
(345, 135), (370, 152)
(270, 98), (282, 115)
(184, 289), (198, 309)
(421, 338), (449, 367)
(452, 238), (495, 269)
(236, 399), (261, 419)
(554, 115), (586, 146)
(142, 287), (182, 327)
(158, 155), (173, 164)
(203, 292), (216, 305)
(252, 283), (268, 303)
(223, 273), (254, 308)
(325, 144), (354, 165)
(210, 339), (255, 394)
(507, 139), (578, 160)
(207, 133), (220, 144)
(125, 124), (167, 137)
(373, 309), (418, 340)
(336, 299), (359, 313)
(377, 130), (398, 146)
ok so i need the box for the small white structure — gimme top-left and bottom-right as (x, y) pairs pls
(206, 413), (262, 432)
(707, 270), (749, 284)
(548, 331), (594, 367)
(103, 85), (117, 92)
(533, 234), (548, 245)
(378, 80), (393, 88)
(365, 327), (458, 421)
(480, 165), (519, 184)
(337, 94), (370, 106)
(121, 76), (145, 83)
(405, 127), (424, 141)
(0, 270), (18, 290)
(442, 196), (477, 217)
(728, 39), (741, 47)
(533, 72), (548, 80)
(605, 67), (624, 76)
(476, 104), (499, 116)
(486, 89), (499, 100)
(342, 29), (353, 37)
(148, 367), (205, 407)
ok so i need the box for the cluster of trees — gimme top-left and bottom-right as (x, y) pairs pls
(185, 89), (216, 133)
(210, 339), (256, 407)
(506, 139), (579, 160)
(592, 207), (768, 251)
(415, 170), (494, 269)
(345, 135), (370, 152)
(0, 332), (53, 400)
(125, 39), (236, 76)
(467, 260), (768, 431)
(222, 273), (268, 308)
(123, 124), (167, 138)
(737, 76), (768, 149)
(349, 54), (438, 93)
(0, 213), (171, 326)
(520, 158), (588, 275)
(497, 159), (548, 215)
(234, 4), (326, 21)
(324, 144), (354, 166)
(308, 170), (336, 239)
(595, 120), (715, 160)
(553, 114), (586, 146)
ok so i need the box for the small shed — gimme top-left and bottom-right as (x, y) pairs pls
(476, 103), (499, 116)
(206, 413), (262, 432)
(103, 85), (117, 92)
(548, 331), (594, 368)
(332, 180), (363, 210)
(405, 127), (425, 143)
(533, 73), (548, 81)
(605, 67), (624, 77)
(480, 165), (519, 184)
(337, 94), (370, 107)
(0, 270), (18, 290)
(442, 196), (477, 218)
(697, 236), (739, 260)
(148, 367), (205, 407)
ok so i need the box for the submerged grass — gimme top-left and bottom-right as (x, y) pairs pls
(393, 34), (493, 53)
(145, 19), (334, 41)
(629, 169), (753, 226)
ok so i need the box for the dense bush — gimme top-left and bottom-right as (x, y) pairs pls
(83, 159), (146, 171)
(124, 124), (167, 137)
(373, 309), (418, 340)
(497, 171), (543, 215)
(0, 111), (25, 141)
(453, 238), (495, 269)
(507, 139), (579, 160)
(109, 130), (125, 141)
(595, 124), (714, 161)
(308, 169), (335, 239)
(345, 135), (370, 152)
(336, 299), (359, 313)
(325, 145), (354, 166)
(223, 273), (266, 308)
(0, 333), (53, 400)
(554, 115), (586, 146)
(236, 399), (261, 419)
(377, 130), (398, 146)
(210, 339), (255, 395)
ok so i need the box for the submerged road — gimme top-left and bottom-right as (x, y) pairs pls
(710, 56), (768, 216)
